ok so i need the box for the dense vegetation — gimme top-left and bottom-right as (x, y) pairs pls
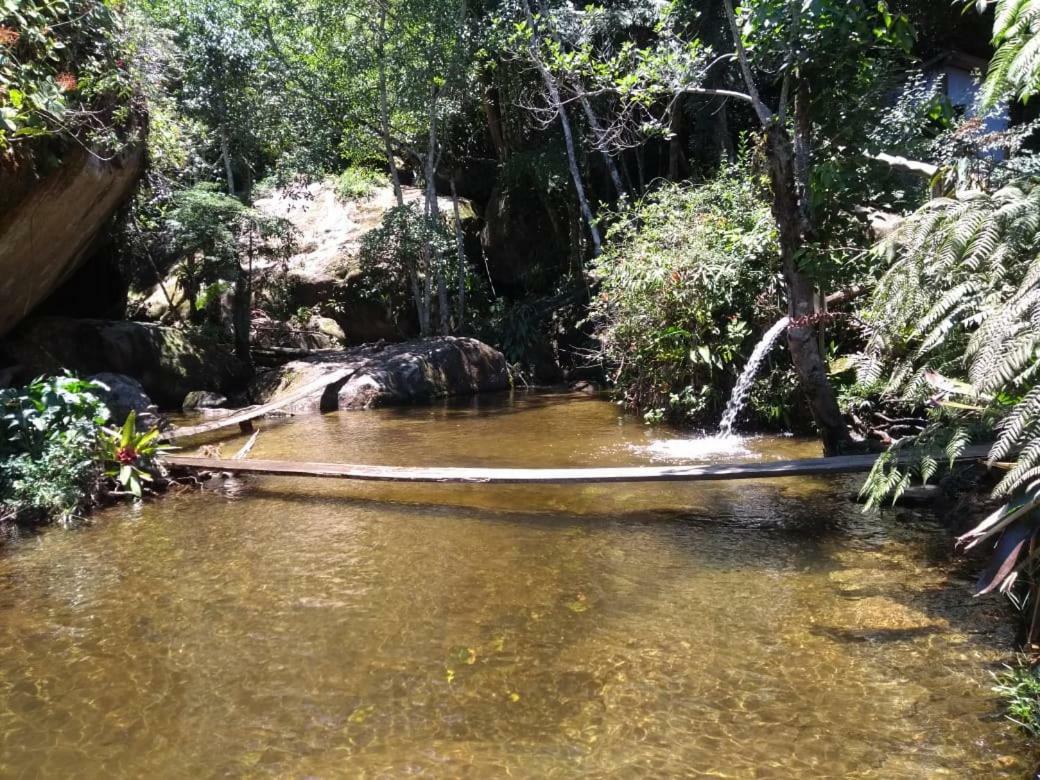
(0, 376), (166, 523)
(10, 0), (1040, 738)
(590, 164), (786, 426)
(0, 0), (136, 152)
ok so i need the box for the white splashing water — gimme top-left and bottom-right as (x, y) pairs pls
(639, 436), (752, 462)
(718, 316), (790, 438)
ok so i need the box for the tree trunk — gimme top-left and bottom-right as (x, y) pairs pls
(667, 102), (689, 180)
(523, 0), (601, 256)
(578, 93), (627, 199)
(794, 80), (812, 224)
(481, 76), (508, 161)
(764, 126), (851, 456)
(423, 89), (450, 336)
(220, 127), (235, 196)
(232, 267), (252, 368)
(450, 177), (467, 328)
(376, 6), (405, 208)
(718, 0), (851, 455)
(232, 232), (255, 371)
(716, 100), (735, 164)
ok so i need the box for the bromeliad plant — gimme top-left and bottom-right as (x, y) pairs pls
(102, 411), (172, 499)
(0, 377), (174, 522)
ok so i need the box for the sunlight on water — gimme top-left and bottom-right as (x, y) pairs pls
(0, 392), (1035, 777)
(635, 434), (754, 462)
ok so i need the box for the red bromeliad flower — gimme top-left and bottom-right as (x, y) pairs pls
(116, 446), (138, 465)
(55, 72), (78, 92)
(0, 26), (18, 47)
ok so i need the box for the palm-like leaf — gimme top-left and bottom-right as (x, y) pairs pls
(984, 0), (1040, 107)
(860, 177), (1040, 592)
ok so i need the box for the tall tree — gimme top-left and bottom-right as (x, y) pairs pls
(541, 0), (912, 453)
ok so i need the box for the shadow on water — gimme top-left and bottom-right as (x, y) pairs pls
(0, 391), (1037, 776)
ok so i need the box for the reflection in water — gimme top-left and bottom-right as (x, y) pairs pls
(0, 392), (1034, 776)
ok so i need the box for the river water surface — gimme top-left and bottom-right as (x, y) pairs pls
(0, 392), (1035, 776)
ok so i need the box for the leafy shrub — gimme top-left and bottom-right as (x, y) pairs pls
(333, 166), (385, 201)
(0, 0), (135, 151)
(357, 203), (455, 327)
(0, 375), (110, 523)
(589, 166), (785, 425)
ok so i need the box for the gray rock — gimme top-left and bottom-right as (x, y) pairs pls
(311, 316), (346, 344)
(0, 144), (145, 339)
(251, 336), (510, 413)
(182, 390), (228, 411)
(0, 317), (247, 407)
(90, 372), (159, 427)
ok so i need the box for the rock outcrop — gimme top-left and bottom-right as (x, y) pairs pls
(90, 372), (160, 426)
(181, 390), (228, 411)
(253, 181), (475, 344)
(0, 317), (245, 407)
(480, 184), (567, 293)
(0, 145), (144, 337)
(251, 337), (510, 412)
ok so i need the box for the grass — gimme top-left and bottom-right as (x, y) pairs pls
(994, 660), (1040, 736)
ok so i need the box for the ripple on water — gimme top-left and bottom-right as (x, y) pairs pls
(0, 392), (1035, 777)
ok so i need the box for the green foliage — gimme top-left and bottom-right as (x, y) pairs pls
(333, 166), (385, 201)
(858, 183), (1040, 402)
(857, 177), (1040, 595)
(123, 4), (208, 182)
(480, 289), (578, 370)
(982, 0), (1040, 108)
(0, 375), (109, 523)
(0, 0), (135, 151)
(165, 183), (295, 316)
(589, 166), (784, 425)
(860, 418), (975, 507)
(994, 661), (1040, 736)
(357, 203), (454, 325)
(102, 411), (171, 499)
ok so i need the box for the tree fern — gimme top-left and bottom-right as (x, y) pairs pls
(860, 175), (1040, 595)
(983, 0), (1040, 107)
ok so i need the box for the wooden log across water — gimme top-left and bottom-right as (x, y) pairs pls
(164, 368), (353, 441)
(161, 444), (993, 485)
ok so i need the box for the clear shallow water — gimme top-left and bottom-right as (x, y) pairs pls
(0, 391), (1035, 776)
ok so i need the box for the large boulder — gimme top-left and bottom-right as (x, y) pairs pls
(182, 390), (228, 411)
(89, 372), (160, 427)
(480, 184), (567, 294)
(0, 317), (246, 407)
(251, 337), (511, 412)
(253, 180), (474, 345)
(0, 144), (144, 338)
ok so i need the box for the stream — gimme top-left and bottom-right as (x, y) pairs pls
(0, 391), (1035, 776)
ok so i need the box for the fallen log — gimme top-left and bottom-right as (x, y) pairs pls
(161, 445), (993, 485)
(164, 367), (352, 441)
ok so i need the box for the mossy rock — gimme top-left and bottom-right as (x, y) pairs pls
(1, 317), (247, 407)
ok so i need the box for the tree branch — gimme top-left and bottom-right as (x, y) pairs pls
(721, 0), (773, 126)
